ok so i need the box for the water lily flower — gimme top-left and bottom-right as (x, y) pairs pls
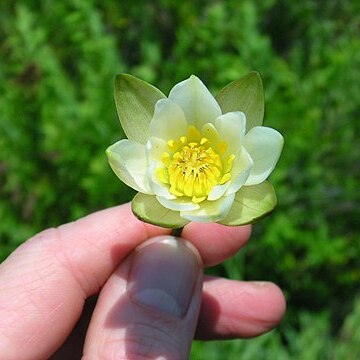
(107, 73), (283, 227)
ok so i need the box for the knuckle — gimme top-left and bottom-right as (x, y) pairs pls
(99, 322), (187, 360)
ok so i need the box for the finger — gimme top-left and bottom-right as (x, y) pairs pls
(196, 276), (286, 339)
(182, 222), (252, 266)
(83, 237), (203, 359)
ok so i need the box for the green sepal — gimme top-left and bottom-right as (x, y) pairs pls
(131, 192), (190, 228)
(219, 181), (277, 226)
(216, 71), (264, 132)
(114, 74), (166, 144)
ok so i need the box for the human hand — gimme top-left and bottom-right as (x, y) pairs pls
(0, 203), (285, 359)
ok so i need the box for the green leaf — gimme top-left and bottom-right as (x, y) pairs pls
(219, 181), (277, 226)
(132, 192), (190, 228)
(114, 74), (166, 144)
(216, 72), (264, 132)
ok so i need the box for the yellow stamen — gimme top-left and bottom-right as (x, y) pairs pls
(200, 137), (208, 145)
(192, 196), (207, 203)
(156, 168), (169, 184)
(156, 125), (236, 203)
(167, 139), (175, 149)
(220, 173), (231, 184)
(170, 185), (184, 197)
(161, 152), (170, 165)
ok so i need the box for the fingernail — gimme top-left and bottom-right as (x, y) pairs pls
(128, 236), (202, 318)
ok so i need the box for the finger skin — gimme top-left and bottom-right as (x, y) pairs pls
(196, 277), (286, 339)
(0, 204), (251, 359)
(183, 222), (251, 266)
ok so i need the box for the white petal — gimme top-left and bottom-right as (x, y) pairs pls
(146, 137), (168, 162)
(106, 140), (152, 194)
(244, 126), (284, 185)
(149, 99), (188, 140)
(180, 193), (235, 223)
(169, 75), (222, 128)
(156, 196), (200, 211)
(201, 123), (221, 143)
(226, 147), (253, 195)
(208, 183), (231, 201)
(147, 160), (175, 200)
(215, 111), (246, 154)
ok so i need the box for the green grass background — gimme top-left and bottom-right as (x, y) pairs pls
(1, 0), (360, 358)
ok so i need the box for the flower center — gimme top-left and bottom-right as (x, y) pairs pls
(156, 125), (235, 203)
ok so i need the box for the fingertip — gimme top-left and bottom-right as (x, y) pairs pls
(247, 282), (286, 335)
(196, 278), (286, 339)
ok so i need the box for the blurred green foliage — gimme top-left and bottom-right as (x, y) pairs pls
(1, 0), (359, 358)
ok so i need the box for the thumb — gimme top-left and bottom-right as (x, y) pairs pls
(83, 236), (203, 359)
